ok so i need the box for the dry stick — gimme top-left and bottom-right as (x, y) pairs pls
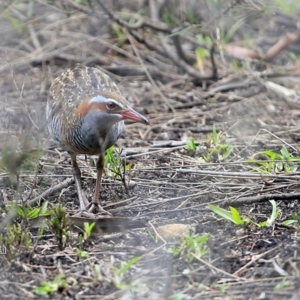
(191, 253), (245, 281)
(0, 178), (74, 231)
(223, 192), (300, 207)
(96, 0), (170, 32)
(126, 32), (176, 114)
(95, 1), (175, 113)
(95, 0), (215, 81)
(177, 169), (300, 179)
(225, 22), (300, 61)
(233, 246), (279, 276)
(149, 0), (191, 65)
(64, 0), (92, 14)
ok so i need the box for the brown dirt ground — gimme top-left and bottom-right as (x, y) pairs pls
(1, 1), (300, 299)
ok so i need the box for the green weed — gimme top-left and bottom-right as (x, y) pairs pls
(48, 203), (70, 250)
(209, 200), (296, 228)
(204, 125), (233, 162)
(186, 138), (197, 151)
(169, 232), (209, 262)
(104, 146), (132, 189)
(34, 274), (67, 296)
(248, 146), (300, 174)
(113, 256), (142, 290)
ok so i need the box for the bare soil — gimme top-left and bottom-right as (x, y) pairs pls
(1, 1), (300, 299)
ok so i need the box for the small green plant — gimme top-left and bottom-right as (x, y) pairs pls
(16, 201), (51, 219)
(247, 146), (300, 174)
(275, 0), (298, 16)
(169, 232), (209, 262)
(104, 146), (132, 189)
(195, 34), (212, 70)
(204, 125), (233, 162)
(113, 256), (142, 290)
(282, 219), (298, 226)
(186, 138), (197, 151)
(208, 204), (245, 225)
(48, 203), (70, 250)
(209, 200), (295, 228)
(214, 283), (228, 292)
(34, 274), (67, 296)
(148, 230), (159, 243)
(0, 223), (32, 260)
(111, 23), (127, 46)
(75, 247), (89, 258)
(77, 221), (95, 254)
(274, 278), (293, 291)
(170, 294), (186, 300)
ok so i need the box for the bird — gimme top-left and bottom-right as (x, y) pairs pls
(46, 66), (149, 218)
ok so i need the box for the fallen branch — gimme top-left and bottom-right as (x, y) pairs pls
(223, 192), (300, 207)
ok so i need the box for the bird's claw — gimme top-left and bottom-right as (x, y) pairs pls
(73, 210), (111, 219)
(86, 202), (112, 216)
(72, 202), (112, 219)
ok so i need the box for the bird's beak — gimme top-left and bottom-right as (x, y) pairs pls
(121, 107), (149, 125)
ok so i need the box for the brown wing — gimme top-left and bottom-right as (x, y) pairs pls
(47, 66), (123, 126)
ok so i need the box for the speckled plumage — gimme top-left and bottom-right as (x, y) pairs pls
(47, 66), (128, 155)
(46, 66), (149, 218)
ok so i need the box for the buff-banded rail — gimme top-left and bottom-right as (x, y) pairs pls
(47, 66), (149, 218)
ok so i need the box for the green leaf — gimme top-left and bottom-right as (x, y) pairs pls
(282, 219), (297, 226)
(116, 256), (142, 275)
(266, 200), (279, 226)
(208, 204), (240, 224)
(17, 206), (25, 218)
(229, 206), (244, 225)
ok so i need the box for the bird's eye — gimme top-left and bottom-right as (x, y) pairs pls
(106, 102), (117, 110)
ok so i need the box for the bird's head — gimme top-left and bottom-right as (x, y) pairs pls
(75, 91), (149, 127)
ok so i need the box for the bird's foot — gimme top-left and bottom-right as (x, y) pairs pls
(86, 202), (112, 216)
(72, 202), (112, 219)
(72, 209), (111, 219)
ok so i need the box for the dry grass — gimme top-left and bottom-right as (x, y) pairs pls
(1, 0), (300, 299)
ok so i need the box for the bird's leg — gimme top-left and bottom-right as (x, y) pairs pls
(70, 154), (89, 211)
(86, 152), (112, 216)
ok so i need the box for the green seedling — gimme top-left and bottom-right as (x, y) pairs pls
(169, 232), (209, 262)
(186, 138), (197, 151)
(209, 200), (293, 228)
(290, 52), (298, 61)
(34, 274), (67, 296)
(111, 23), (127, 46)
(48, 203), (70, 250)
(113, 256), (142, 290)
(230, 59), (246, 72)
(170, 294), (186, 300)
(114, 256), (142, 276)
(0, 223), (32, 260)
(77, 221), (95, 251)
(75, 248), (89, 258)
(282, 219), (298, 226)
(214, 283), (228, 292)
(247, 145), (300, 174)
(266, 200), (280, 227)
(104, 146), (132, 189)
(208, 204), (245, 225)
(17, 201), (50, 219)
(204, 125), (233, 162)
(275, 0), (298, 16)
(220, 19), (244, 44)
(195, 34), (212, 70)
(274, 278), (293, 291)
(147, 229), (159, 243)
